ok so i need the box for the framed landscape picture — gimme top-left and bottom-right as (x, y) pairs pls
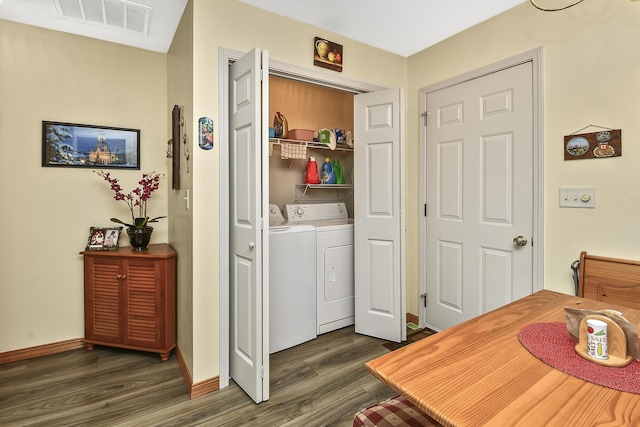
(42, 121), (140, 169)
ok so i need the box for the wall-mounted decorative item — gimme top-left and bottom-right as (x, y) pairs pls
(199, 117), (214, 150)
(42, 121), (140, 169)
(171, 105), (180, 189)
(564, 127), (622, 160)
(183, 131), (190, 173)
(314, 37), (343, 72)
(85, 226), (122, 251)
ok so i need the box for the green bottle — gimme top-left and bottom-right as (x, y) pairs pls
(333, 159), (345, 184)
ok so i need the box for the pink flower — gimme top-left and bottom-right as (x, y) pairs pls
(95, 170), (166, 228)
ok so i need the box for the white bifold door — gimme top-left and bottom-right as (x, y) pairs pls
(229, 48), (270, 404)
(228, 49), (405, 402)
(354, 89), (406, 343)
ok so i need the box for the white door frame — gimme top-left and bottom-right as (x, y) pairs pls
(418, 47), (545, 328)
(218, 47), (386, 388)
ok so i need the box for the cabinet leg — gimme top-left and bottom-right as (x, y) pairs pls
(85, 343), (94, 351)
(159, 351), (171, 362)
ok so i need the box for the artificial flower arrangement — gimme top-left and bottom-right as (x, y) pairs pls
(95, 170), (166, 229)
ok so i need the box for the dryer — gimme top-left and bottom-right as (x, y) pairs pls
(284, 203), (355, 334)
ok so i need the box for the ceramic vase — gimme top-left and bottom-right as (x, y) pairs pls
(127, 226), (153, 251)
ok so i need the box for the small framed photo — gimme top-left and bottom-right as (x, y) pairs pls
(86, 226), (123, 251)
(42, 121), (140, 169)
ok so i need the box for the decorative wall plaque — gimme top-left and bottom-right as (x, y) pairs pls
(564, 129), (621, 160)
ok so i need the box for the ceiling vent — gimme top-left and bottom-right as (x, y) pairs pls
(54, 0), (151, 35)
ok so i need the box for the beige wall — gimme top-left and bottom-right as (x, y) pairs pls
(11, 0), (638, 390)
(405, 1), (640, 314)
(0, 20), (169, 352)
(167, 2), (195, 378)
(0, 0), (407, 386)
(183, 0), (407, 382)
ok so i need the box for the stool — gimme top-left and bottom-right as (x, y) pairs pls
(353, 394), (440, 426)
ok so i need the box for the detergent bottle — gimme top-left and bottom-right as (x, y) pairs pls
(333, 159), (345, 184)
(305, 157), (320, 184)
(273, 112), (288, 138)
(321, 157), (336, 184)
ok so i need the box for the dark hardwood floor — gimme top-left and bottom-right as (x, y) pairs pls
(0, 326), (398, 426)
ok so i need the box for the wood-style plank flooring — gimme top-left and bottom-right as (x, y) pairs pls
(0, 327), (398, 426)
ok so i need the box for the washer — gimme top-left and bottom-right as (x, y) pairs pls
(284, 203), (355, 335)
(268, 204), (317, 354)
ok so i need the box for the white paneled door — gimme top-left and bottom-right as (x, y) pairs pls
(229, 47), (269, 403)
(226, 49), (406, 402)
(425, 62), (534, 330)
(354, 89), (406, 343)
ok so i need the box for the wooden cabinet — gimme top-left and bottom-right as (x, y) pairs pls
(81, 244), (176, 361)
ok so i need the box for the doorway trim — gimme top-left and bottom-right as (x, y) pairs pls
(218, 47), (385, 388)
(417, 47), (545, 327)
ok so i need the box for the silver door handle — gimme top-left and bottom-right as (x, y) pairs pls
(249, 242), (255, 249)
(513, 236), (528, 246)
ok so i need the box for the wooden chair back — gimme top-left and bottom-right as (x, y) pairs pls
(579, 251), (640, 310)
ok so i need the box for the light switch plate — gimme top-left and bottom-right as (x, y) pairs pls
(559, 187), (595, 208)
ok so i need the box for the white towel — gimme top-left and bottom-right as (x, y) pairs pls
(280, 141), (307, 159)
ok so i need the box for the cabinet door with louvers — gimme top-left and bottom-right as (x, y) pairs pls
(85, 256), (123, 344)
(123, 258), (162, 348)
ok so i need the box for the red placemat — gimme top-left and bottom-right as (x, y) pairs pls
(518, 322), (640, 394)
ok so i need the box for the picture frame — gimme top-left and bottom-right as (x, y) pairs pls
(314, 37), (343, 72)
(564, 129), (622, 161)
(42, 121), (140, 169)
(85, 226), (123, 251)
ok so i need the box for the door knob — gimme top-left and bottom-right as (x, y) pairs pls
(513, 235), (528, 246)
(249, 242), (255, 249)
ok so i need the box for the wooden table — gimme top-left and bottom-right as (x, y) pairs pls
(366, 290), (640, 426)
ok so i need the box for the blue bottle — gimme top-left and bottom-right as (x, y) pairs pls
(321, 157), (336, 184)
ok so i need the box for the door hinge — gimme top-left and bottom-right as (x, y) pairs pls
(421, 111), (429, 126)
(260, 68), (264, 82)
(261, 367), (264, 378)
(424, 203), (427, 217)
(420, 292), (428, 307)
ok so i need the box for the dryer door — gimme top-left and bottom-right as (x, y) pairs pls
(318, 229), (354, 334)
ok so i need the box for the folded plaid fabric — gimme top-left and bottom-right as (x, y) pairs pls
(280, 141), (307, 159)
(353, 395), (440, 427)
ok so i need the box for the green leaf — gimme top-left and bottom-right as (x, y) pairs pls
(133, 217), (148, 228)
(110, 217), (134, 228)
(147, 216), (167, 223)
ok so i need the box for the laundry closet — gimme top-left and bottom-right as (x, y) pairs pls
(268, 75), (356, 353)
(268, 76), (354, 211)
(227, 48), (403, 403)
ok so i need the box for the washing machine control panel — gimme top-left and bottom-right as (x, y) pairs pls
(284, 202), (348, 221)
(268, 204), (286, 225)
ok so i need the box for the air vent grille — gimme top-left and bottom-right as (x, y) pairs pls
(54, 0), (151, 35)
